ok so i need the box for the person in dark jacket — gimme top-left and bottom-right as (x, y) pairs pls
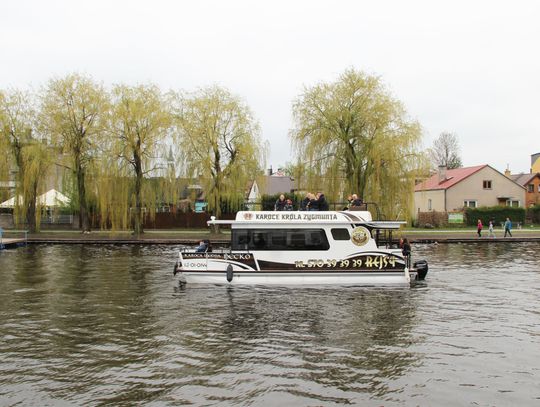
(284, 199), (294, 211)
(196, 240), (208, 252)
(308, 193), (319, 211)
(300, 193), (310, 211)
(400, 237), (411, 267)
(274, 194), (287, 211)
(350, 194), (363, 208)
(316, 192), (329, 211)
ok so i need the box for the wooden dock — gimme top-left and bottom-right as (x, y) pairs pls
(0, 238), (27, 249)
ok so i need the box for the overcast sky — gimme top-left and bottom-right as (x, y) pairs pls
(2, 0), (539, 174)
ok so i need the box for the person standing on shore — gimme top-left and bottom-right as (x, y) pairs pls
(504, 217), (513, 237)
(488, 219), (495, 238)
(477, 219), (483, 238)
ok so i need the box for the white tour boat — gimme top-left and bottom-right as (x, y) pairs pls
(173, 210), (428, 286)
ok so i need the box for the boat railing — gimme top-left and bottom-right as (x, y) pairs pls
(179, 245), (239, 255)
(243, 200), (385, 220)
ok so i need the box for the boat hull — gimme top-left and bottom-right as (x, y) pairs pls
(178, 271), (413, 286)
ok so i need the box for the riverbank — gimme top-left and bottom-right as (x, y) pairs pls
(401, 227), (540, 243)
(2, 227), (540, 246)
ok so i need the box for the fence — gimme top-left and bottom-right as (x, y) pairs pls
(0, 201), (385, 230)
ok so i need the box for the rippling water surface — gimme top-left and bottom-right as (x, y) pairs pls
(1, 243), (540, 406)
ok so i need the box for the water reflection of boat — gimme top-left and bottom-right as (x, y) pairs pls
(174, 211), (428, 286)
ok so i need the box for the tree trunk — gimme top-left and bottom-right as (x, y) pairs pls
(133, 149), (144, 237)
(76, 156), (90, 232)
(25, 180), (38, 233)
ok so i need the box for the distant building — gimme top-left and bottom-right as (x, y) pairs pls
(531, 152), (540, 173)
(414, 165), (525, 213)
(510, 173), (540, 207)
(246, 175), (296, 207)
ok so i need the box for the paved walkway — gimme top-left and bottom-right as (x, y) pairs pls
(402, 228), (540, 243)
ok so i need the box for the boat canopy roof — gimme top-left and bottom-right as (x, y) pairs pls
(207, 211), (406, 229)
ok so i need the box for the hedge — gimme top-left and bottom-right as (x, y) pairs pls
(416, 211), (448, 228)
(527, 205), (540, 223)
(464, 206), (525, 226)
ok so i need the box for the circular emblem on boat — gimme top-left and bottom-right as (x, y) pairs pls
(243, 212), (253, 220)
(351, 226), (370, 246)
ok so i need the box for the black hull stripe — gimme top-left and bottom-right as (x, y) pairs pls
(184, 269), (405, 274)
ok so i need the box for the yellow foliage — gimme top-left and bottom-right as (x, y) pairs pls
(291, 68), (428, 220)
(174, 86), (266, 218)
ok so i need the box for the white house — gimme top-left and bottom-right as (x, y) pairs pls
(414, 165), (525, 213)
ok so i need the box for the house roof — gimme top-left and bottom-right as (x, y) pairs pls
(258, 175), (296, 196)
(0, 189), (70, 208)
(511, 172), (540, 186)
(414, 165), (487, 191)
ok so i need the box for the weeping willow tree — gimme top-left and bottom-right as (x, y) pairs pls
(107, 84), (171, 236)
(176, 86), (266, 218)
(0, 89), (50, 232)
(291, 68), (426, 219)
(40, 73), (109, 232)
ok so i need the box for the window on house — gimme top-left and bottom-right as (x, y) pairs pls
(483, 180), (492, 189)
(506, 200), (520, 208)
(528, 184), (534, 193)
(428, 199), (432, 211)
(464, 200), (477, 208)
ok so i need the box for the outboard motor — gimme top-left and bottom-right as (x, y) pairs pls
(413, 260), (428, 280)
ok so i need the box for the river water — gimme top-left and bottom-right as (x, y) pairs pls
(0, 243), (539, 406)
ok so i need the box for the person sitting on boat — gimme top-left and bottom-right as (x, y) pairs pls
(300, 193), (310, 211)
(196, 240), (209, 252)
(274, 194), (287, 211)
(284, 198), (294, 211)
(349, 194), (364, 210)
(316, 192), (329, 211)
(308, 193), (319, 211)
(343, 194), (353, 210)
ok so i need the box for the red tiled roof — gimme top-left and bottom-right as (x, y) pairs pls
(415, 165), (487, 191)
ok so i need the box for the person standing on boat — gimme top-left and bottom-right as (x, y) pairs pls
(401, 238), (411, 268)
(504, 217), (513, 237)
(488, 219), (495, 238)
(477, 219), (483, 238)
(274, 194), (287, 211)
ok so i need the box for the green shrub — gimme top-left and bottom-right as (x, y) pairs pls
(464, 206), (525, 226)
(527, 205), (540, 223)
